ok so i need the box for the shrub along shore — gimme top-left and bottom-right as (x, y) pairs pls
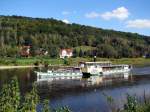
(0, 57), (150, 68)
(0, 76), (71, 112)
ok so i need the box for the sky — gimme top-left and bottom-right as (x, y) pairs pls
(0, 0), (150, 36)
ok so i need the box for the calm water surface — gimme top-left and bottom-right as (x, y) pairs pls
(0, 66), (150, 112)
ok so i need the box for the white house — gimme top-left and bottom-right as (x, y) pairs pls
(59, 49), (73, 58)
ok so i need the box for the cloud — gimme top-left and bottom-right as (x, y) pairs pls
(62, 19), (70, 24)
(85, 7), (129, 20)
(126, 19), (150, 29)
(62, 11), (70, 15)
(101, 7), (129, 20)
(85, 12), (100, 18)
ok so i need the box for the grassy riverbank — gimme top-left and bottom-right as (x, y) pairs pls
(0, 57), (150, 67)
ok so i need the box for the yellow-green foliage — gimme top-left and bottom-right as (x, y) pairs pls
(0, 57), (150, 66)
(74, 46), (96, 52)
(105, 94), (150, 112)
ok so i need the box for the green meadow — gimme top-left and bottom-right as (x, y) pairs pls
(0, 57), (150, 67)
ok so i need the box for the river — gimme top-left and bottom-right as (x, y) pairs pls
(0, 66), (150, 112)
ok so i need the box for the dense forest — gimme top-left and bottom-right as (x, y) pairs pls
(0, 15), (150, 58)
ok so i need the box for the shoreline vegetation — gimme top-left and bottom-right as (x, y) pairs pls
(0, 65), (38, 70)
(0, 76), (71, 112)
(0, 57), (150, 69)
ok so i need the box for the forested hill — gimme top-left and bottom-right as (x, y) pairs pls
(0, 15), (150, 58)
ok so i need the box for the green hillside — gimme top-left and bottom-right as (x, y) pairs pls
(0, 15), (150, 58)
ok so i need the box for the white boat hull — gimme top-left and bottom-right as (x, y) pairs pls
(102, 69), (131, 75)
(36, 71), (83, 81)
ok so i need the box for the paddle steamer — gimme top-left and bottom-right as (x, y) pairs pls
(79, 61), (131, 76)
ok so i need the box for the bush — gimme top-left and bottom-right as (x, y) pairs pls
(0, 76), (71, 112)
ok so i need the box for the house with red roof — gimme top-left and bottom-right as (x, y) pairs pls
(59, 48), (73, 58)
(20, 46), (31, 57)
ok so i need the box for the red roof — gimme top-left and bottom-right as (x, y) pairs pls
(22, 45), (31, 49)
(20, 45), (31, 57)
(60, 48), (73, 54)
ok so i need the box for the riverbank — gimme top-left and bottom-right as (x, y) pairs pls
(0, 57), (150, 68)
(0, 65), (39, 70)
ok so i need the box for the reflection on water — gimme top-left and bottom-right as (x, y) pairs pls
(0, 67), (150, 112)
(87, 73), (130, 86)
(132, 66), (150, 75)
(36, 71), (131, 88)
(36, 72), (132, 98)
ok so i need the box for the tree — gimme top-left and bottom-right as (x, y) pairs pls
(73, 49), (78, 58)
(0, 76), (71, 112)
(6, 46), (20, 57)
(0, 31), (4, 48)
(97, 44), (118, 58)
(0, 77), (20, 112)
(79, 49), (83, 57)
(0, 15), (149, 58)
(21, 83), (39, 112)
(49, 46), (59, 58)
(42, 100), (51, 112)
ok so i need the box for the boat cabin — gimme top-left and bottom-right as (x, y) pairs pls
(79, 61), (130, 75)
(79, 61), (112, 75)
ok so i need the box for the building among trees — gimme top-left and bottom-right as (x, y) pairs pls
(0, 15), (150, 58)
(59, 49), (73, 58)
(20, 46), (31, 57)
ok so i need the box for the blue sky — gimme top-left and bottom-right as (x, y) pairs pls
(0, 0), (150, 36)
